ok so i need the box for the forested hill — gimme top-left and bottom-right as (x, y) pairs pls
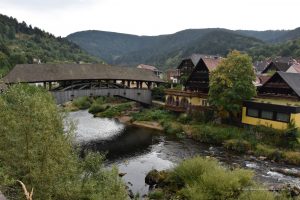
(67, 29), (265, 70)
(0, 14), (101, 76)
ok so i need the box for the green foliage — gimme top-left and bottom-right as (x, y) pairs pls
(0, 84), (127, 199)
(161, 156), (281, 200)
(152, 85), (166, 101)
(73, 96), (92, 110)
(189, 124), (242, 145)
(248, 39), (300, 61)
(97, 103), (132, 118)
(131, 108), (175, 122)
(67, 29), (265, 70)
(88, 97), (109, 114)
(148, 189), (164, 199)
(0, 14), (100, 76)
(224, 139), (252, 153)
(209, 51), (256, 119)
(177, 113), (192, 124)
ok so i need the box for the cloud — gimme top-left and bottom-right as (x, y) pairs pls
(0, 0), (99, 10)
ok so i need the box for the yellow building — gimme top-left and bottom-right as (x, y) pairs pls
(165, 89), (208, 112)
(242, 72), (300, 130)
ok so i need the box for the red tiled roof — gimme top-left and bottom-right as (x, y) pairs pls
(202, 57), (223, 71)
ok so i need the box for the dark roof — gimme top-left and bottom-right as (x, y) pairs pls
(262, 61), (292, 73)
(253, 60), (270, 73)
(3, 64), (164, 83)
(276, 72), (300, 97)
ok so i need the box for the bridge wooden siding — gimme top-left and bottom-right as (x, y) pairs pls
(51, 88), (152, 105)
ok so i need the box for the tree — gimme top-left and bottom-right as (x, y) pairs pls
(209, 51), (256, 120)
(0, 84), (127, 199)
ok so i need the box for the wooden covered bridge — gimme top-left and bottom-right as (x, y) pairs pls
(3, 63), (164, 105)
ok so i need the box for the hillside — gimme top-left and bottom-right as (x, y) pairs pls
(67, 29), (265, 70)
(248, 38), (300, 60)
(0, 14), (101, 76)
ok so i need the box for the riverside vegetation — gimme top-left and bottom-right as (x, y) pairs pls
(0, 85), (128, 200)
(146, 156), (295, 200)
(66, 95), (300, 166)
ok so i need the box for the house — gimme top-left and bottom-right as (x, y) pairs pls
(253, 60), (270, 74)
(165, 56), (222, 112)
(137, 64), (162, 79)
(166, 69), (180, 83)
(242, 72), (300, 130)
(177, 54), (220, 81)
(261, 57), (297, 74)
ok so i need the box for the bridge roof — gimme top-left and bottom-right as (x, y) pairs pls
(3, 64), (164, 83)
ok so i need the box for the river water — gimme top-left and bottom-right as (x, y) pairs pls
(67, 110), (300, 196)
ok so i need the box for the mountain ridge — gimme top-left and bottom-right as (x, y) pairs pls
(67, 27), (300, 70)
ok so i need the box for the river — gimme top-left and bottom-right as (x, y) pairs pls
(67, 110), (300, 196)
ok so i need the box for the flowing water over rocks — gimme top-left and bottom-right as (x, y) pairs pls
(68, 110), (300, 196)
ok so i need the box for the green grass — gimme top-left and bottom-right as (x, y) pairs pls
(96, 103), (132, 118)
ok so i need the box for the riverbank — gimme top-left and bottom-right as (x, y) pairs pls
(67, 106), (300, 199)
(64, 97), (300, 166)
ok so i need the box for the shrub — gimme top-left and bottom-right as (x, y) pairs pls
(163, 122), (183, 135)
(254, 144), (283, 161)
(224, 139), (252, 153)
(283, 151), (300, 165)
(97, 103), (132, 118)
(88, 103), (108, 114)
(73, 96), (91, 110)
(132, 109), (174, 122)
(189, 124), (241, 144)
(177, 113), (192, 124)
(170, 157), (256, 200)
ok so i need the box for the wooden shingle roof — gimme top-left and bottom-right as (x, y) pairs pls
(3, 64), (164, 83)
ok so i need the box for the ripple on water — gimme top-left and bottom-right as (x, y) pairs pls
(67, 110), (125, 143)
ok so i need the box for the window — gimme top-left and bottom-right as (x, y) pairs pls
(202, 99), (208, 106)
(276, 113), (290, 122)
(261, 110), (273, 120)
(247, 108), (259, 117)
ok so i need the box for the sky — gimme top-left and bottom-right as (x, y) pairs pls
(0, 0), (299, 37)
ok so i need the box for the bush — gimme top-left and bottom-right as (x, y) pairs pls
(88, 103), (108, 114)
(254, 144), (283, 161)
(97, 103), (132, 118)
(189, 124), (242, 144)
(224, 139), (252, 153)
(162, 121), (183, 135)
(73, 96), (91, 110)
(132, 108), (174, 122)
(177, 113), (192, 124)
(283, 151), (300, 165)
(169, 157), (263, 200)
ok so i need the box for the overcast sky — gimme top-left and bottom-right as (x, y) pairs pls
(0, 0), (299, 37)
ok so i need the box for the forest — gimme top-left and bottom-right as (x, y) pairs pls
(0, 14), (100, 76)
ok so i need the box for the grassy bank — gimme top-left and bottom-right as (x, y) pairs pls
(63, 96), (134, 118)
(147, 157), (290, 200)
(130, 107), (300, 166)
